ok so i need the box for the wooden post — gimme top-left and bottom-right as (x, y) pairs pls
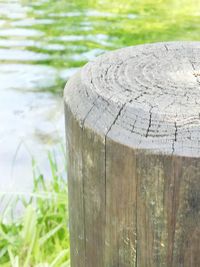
(64, 41), (200, 267)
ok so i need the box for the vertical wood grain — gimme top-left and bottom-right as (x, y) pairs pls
(82, 127), (106, 267)
(105, 138), (137, 267)
(65, 104), (86, 267)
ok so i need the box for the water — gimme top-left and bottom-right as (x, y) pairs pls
(0, 0), (200, 192)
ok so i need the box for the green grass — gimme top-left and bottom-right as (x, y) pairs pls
(0, 152), (70, 267)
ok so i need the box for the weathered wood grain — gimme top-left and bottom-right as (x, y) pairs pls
(64, 103), (86, 267)
(105, 138), (137, 267)
(64, 41), (200, 267)
(82, 127), (105, 267)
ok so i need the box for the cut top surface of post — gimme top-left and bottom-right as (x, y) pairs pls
(64, 41), (200, 157)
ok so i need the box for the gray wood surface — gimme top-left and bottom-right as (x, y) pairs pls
(64, 41), (200, 267)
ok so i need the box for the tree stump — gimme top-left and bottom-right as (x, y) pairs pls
(64, 42), (200, 267)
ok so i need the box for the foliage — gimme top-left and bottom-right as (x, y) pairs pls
(0, 152), (70, 267)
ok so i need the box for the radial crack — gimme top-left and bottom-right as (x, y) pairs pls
(81, 96), (99, 128)
(164, 44), (169, 51)
(172, 122), (178, 154)
(105, 102), (127, 137)
(146, 107), (153, 138)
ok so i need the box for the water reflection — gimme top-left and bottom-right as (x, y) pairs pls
(0, 0), (200, 192)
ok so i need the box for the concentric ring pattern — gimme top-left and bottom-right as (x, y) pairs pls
(65, 42), (200, 157)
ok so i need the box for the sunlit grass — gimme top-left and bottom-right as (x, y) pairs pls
(0, 152), (70, 267)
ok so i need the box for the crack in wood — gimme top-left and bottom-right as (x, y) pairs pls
(105, 102), (127, 137)
(146, 107), (153, 138)
(172, 122), (178, 154)
(81, 96), (100, 128)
